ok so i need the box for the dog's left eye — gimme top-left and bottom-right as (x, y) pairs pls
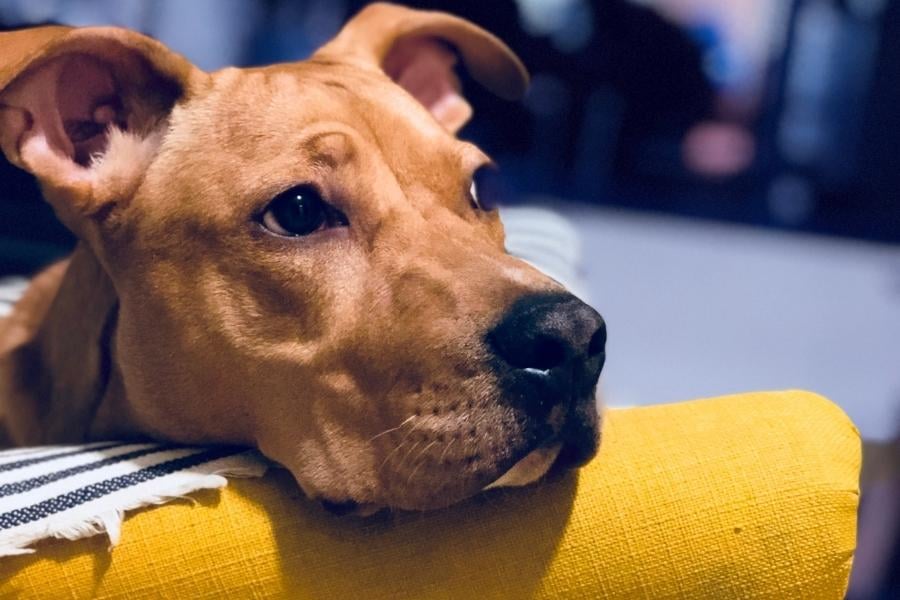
(260, 186), (347, 237)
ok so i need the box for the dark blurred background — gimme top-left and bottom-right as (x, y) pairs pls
(1, 1), (898, 596)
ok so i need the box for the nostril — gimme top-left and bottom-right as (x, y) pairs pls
(492, 331), (567, 372)
(588, 322), (606, 357)
(529, 335), (567, 371)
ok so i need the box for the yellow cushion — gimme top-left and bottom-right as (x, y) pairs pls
(0, 390), (860, 599)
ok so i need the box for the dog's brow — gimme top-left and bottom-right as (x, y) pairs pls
(320, 79), (351, 93)
(299, 130), (355, 168)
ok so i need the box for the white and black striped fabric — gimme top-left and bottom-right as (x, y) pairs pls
(0, 442), (268, 557)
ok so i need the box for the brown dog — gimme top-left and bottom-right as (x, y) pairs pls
(0, 3), (605, 513)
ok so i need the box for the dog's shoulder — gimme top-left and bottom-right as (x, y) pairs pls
(0, 248), (121, 444)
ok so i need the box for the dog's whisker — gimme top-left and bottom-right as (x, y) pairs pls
(377, 413), (430, 474)
(368, 415), (416, 442)
(379, 425), (425, 474)
(396, 416), (427, 445)
(406, 440), (438, 484)
(394, 440), (422, 474)
(379, 439), (410, 472)
(438, 437), (456, 463)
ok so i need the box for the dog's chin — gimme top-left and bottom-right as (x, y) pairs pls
(483, 443), (562, 490)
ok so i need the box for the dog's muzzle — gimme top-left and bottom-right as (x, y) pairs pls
(488, 292), (606, 468)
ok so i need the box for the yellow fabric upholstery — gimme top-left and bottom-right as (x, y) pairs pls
(1, 390), (860, 599)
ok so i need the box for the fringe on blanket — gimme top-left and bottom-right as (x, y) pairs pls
(0, 443), (269, 557)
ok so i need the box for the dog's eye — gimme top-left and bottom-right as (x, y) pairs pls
(469, 179), (481, 210)
(468, 166), (498, 211)
(260, 186), (347, 237)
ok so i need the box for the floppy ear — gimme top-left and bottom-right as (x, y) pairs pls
(314, 2), (529, 133)
(0, 26), (198, 239)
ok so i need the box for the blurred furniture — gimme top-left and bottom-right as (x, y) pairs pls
(851, 436), (900, 598)
(1, 391), (859, 599)
(756, 0), (900, 242)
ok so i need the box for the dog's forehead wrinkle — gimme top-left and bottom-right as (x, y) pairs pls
(319, 77), (353, 93)
(302, 129), (355, 169)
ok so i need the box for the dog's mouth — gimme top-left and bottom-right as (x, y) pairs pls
(483, 410), (600, 491)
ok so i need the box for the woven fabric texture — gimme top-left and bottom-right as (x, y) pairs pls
(0, 390), (860, 599)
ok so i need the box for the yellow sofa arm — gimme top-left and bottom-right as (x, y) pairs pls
(1, 390), (860, 599)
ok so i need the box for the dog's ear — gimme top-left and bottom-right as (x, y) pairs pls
(315, 2), (529, 133)
(0, 26), (199, 239)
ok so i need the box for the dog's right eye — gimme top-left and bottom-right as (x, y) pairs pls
(468, 164), (499, 212)
(260, 186), (348, 237)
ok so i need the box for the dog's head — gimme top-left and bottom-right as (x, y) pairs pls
(0, 3), (605, 512)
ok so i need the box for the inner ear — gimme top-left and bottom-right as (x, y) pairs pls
(23, 53), (129, 167)
(0, 40), (182, 177)
(382, 36), (473, 133)
(0, 33), (190, 240)
(56, 55), (126, 165)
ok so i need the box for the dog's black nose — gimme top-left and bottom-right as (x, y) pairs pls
(488, 292), (606, 420)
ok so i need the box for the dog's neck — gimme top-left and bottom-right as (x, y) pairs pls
(0, 244), (132, 444)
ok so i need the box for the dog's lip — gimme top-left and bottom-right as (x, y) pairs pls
(483, 442), (562, 490)
(552, 401), (601, 469)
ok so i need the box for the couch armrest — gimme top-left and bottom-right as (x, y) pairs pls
(1, 390), (860, 599)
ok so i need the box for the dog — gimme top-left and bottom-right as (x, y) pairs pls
(0, 3), (606, 514)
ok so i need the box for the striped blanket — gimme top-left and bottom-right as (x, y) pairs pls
(0, 442), (268, 557)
